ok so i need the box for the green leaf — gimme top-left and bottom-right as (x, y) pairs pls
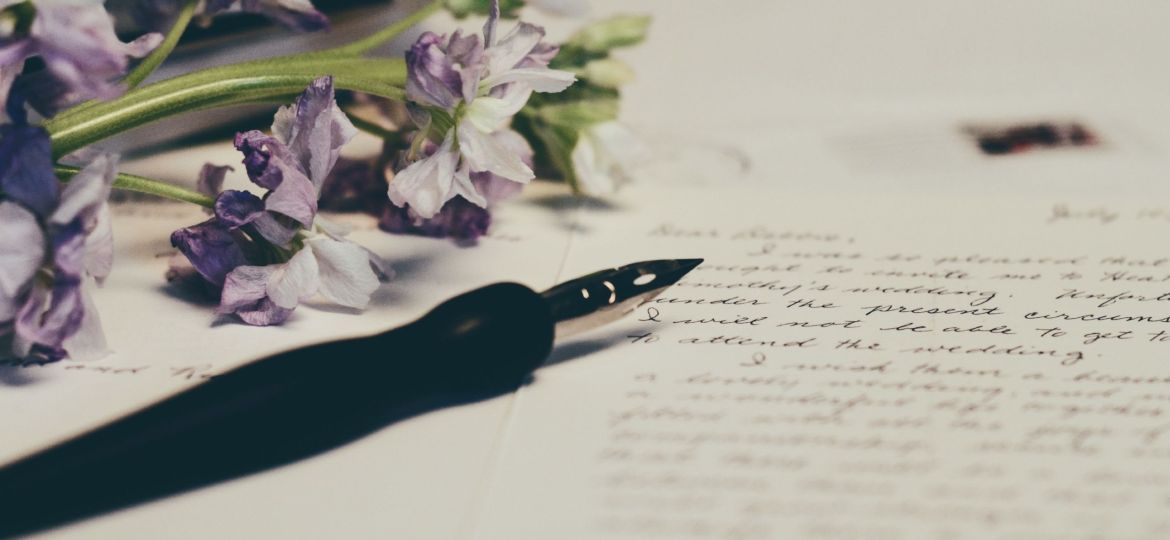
(535, 121), (582, 192)
(578, 58), (635, 89)
(533, 98), (619, 128)
(566, 15), (651, 54)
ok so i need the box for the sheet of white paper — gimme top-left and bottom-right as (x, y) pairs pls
(474, 182), (1170, 539)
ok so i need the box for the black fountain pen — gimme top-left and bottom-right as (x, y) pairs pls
(0, 258), (702, 538)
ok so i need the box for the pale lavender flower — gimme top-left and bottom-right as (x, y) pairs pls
(381, 129), (530, 241)
(0, 1), (162, 110)
(0, 111), (115, 361)
(171, 76), (387, 326)
(389, 2), (575, 219)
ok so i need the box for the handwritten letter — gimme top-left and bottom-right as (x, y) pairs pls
(475, 189), (1170, 540)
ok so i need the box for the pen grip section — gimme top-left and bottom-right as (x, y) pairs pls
(0, 282), (553, 538)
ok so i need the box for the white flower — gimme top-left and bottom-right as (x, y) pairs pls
(570, 121), (646, 196)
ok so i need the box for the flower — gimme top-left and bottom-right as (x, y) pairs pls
(170, 76), (389, 326)
(569, 120), (644, 196)
(140, 0), (327, 32)
(0, 100), (114, 360)
(0, 0), (162, 111)
(202, 0), (328, 32)
(510, 15), (650, 195)
(388, 1), (575, 219)
(380, 128), (529, 241)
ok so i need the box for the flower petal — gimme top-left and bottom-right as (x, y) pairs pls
(220, 265), (276, 311)
(0, 202), (44, 322)
(405, 32), (464, 110)
(464, 85), (531, 132)
(219, 265), (295, 326)
(14, 279), (85, 359)
(51, 153), (115, 228)
(251, 213), (300, 247)
(310, 237), (380, 309)
(379, 198), (491, 241)
(450, 163), (487, 208)
(263, 163), (318, 226)
(387, 133), (459, 219)
(457, 118), (533, 183)
(197, 163), (233, 197)
(171, 219), (249, 286)
(481, 67), (577, 93)
(205, 0), (328, 32)
(276, 76), (357, 189)
(486, 22), (546, 76)
(29, 3), (161, 106)
(60, 283), (108, 361)
(85, 203), (114, 283)
(265, 247), (319, 310)
(214, 189), (266, 229)
(0, 123), (59, 217)
(235, 131), (295, 190)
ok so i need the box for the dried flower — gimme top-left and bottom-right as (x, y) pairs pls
(0, 0), (162, 110)
(171, 76), (388, 326)
(140, 0), (327, 32)
(202, 0), (328, 31)
(0, 100), (114, 360)
(389, 1), (574, 219)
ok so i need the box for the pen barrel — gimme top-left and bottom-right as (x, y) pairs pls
(0, 282), (553, 538)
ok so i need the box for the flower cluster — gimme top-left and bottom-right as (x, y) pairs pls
(172, 77), (388, 326)
(0, 99), (113, 361)
(0, 0), (647, 361)
(0, 0), (162, 113)
(513, 14), (650, 196)
(386, 5), (574, 223)
(319, 7), (649, 241)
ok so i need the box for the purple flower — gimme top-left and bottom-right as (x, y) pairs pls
(139, 0), (327, 32)
(381, 129), (530, 241)
(0, 1), (162, 111)
(380, 198), (491, 241)
(389, 1), (575, 219)
(0, 137), (115, 362)
(203, 0), (328, 32)
(170, 76), (388, 326)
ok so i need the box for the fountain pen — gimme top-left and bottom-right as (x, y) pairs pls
(0, 258), (702, 538)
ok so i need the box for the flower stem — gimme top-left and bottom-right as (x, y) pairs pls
(123, 0), (200, 89)
(323, 0), (445, 56)
(54, 166), (214, 208)
(45, 58), (406, 159)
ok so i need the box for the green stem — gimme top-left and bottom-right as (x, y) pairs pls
(46, 58), (406, 159)
(54, 166), (214, 208)
(323, 0), (445, 56)
(123, 0), (200, 89)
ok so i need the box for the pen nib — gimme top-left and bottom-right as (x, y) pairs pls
(541, 258), (703, 339)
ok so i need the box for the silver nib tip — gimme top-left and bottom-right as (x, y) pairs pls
(541, 258), (704, 339)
